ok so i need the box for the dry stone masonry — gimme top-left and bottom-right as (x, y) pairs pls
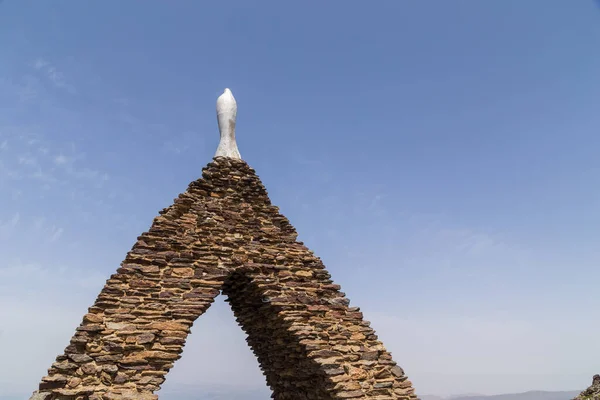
(29, 89), (418, 400)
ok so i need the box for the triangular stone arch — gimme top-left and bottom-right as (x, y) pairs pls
(29, 90), (418, 400)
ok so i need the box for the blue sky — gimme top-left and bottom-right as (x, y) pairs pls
(1, 1), (600, 398)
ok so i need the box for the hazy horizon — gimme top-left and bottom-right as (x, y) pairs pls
(1, 1), (600, 398)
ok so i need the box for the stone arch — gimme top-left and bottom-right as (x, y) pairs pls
(30, 158), (418, 400)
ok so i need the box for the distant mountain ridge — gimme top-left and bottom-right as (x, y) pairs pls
(420, 390), (579, 400)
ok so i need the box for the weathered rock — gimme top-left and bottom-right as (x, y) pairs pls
(68, 354), (93, 363)
(573, 374), (600, 400)
(137, 333), (156, 344)
(29, 391), (52, 400)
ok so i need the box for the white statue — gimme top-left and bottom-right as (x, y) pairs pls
(215, 88), (241, 159)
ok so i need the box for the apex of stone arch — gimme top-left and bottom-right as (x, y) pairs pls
(215, 88), (241, 159)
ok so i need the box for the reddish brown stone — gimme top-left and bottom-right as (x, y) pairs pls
(28, 158), (417, 400)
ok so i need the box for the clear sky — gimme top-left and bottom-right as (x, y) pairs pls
(1, 1), (599, 398)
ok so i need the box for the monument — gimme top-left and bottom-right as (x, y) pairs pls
(29, 89), (419, 400)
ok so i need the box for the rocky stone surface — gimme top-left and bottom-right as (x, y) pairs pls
(29, 157), (418, 400)
(573, 375), (600, 400)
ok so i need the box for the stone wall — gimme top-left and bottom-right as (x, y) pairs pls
(30, 157), (418, 400)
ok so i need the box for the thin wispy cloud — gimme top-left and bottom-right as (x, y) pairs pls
(162, 130), (206, 155)
(0, 61), (119, 261)
(31, 58), (76, 94)
(113, 97), (130, 107)
(0, 161), (20, 181)
(32, 58), (48, 70)
(0, 212), (20, 237)
(49, 226), (64, 242)
(0, 258), (107, 295)
(0, 74), (39, 104)
(17, 153), (37, 166)
(0, 121), (110, 191)
(51, 150), (109, 183)
(54, 154), (68, 165)
(17, 75), (39, 102)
